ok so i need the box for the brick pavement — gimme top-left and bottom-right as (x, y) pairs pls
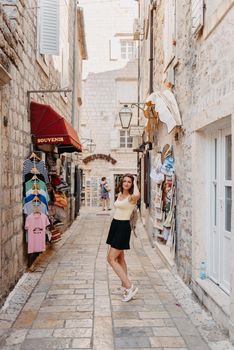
(0, 209), (233, 350)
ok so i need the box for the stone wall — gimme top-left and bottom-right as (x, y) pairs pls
(139, 0), (234, 286)
(0, 0), (79, 304)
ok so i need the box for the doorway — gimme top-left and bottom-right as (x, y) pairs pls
(209, 128), (232, 294)
(114, 174), (123, 201)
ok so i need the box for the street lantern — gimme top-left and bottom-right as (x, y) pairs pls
(81, 138), (96, 153)
(86, 140), (96, 153)
(119, 105), (132, 129)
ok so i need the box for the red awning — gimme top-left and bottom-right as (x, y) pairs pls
(30, 101), (82, 153)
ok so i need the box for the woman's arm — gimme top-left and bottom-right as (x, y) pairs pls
(130, 176), (140, 203)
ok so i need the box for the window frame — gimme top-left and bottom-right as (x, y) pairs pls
(120, 39), (135, 60)
(119, 130), (133, 149)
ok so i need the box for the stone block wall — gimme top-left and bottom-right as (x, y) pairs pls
(140, 0), (234, 286)
(140, 0), (194, 282)
(0, 0), (78, 304)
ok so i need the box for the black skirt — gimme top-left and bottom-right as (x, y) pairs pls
(106, 219), (131, 250)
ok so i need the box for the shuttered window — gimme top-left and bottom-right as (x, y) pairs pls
(39, 0), (59, 55)
(191, 0), (204, 35)
(163, 0), (176, 70)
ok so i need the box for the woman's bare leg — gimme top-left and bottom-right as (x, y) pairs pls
(118, 251), (127, 286)
(107, 247), (131, 289)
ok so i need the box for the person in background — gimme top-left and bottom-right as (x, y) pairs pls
(106, 174), (140, 302)
(100, 176), (111, 211)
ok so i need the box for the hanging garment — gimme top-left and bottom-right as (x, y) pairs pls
(25, 188), (49, 202)
(54, 206), (67, 219)
(24, 173), (47, 183)
(162, 179), (173, 212)
(54, 192), (68, 208)
(51, 175), (62, 187)
(150, 153), (165, 184)
(23, 159), (49, 183)
(163, 208), (174, 228)
(161, 156), (175, 176)
(25, 212), (50, 253)
(55, 179), (69, 192)
(24, 193), (48, 207)
(23, 201), (48, 215)
(162, 227), (170, 241)
(24, 178), (47, 193)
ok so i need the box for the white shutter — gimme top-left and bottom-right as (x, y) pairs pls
(163, 0), (176, 70)
(109, 38), (120, 60)
(39, 0), (59, 55)
(110, 129), (119, 149)
(191, 0), (204, 35)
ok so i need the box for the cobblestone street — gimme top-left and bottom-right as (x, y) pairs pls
(0, 209), (233, 350)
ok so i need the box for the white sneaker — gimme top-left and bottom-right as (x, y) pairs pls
(111, 286), (126, 295)
(121, 285), (138, 302)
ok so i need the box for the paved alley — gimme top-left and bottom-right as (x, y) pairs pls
(0, 209), (233, 350)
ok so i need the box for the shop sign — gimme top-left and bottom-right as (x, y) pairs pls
(83, 154), (117, 165)
(37, 137), (64, 143)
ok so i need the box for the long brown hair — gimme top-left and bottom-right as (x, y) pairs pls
(119, 174), (134, 194)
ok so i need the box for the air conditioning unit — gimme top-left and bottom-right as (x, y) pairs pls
(133, 18), (141, 40)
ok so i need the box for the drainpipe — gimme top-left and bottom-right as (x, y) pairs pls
(71, 0), (78, 128)
(149, 7), (154, 94)
(136, 0), (141, 205)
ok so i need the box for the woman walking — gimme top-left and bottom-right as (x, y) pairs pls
(106, 174), (140, 302)
(100, 176), (111, 211)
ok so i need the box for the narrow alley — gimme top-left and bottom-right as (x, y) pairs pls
(0, 209), (232, 350)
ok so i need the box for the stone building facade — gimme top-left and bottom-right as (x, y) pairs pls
(138, 0), (234, 340)
(0, 0), (86, 304)
(81, 60), (139, 206)
(80, 0), (139, 207)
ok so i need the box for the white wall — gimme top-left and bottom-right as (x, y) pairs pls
(79, 0), (138, 77)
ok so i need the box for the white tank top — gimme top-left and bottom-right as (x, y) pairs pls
(113, 196), (135, 220)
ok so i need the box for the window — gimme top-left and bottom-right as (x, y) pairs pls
(120, 40), (135, 60)
(110, 37), (135, 61)
(120, 130), (133, 148)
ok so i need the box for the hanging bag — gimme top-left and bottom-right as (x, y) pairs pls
(130, 206), (138, 237)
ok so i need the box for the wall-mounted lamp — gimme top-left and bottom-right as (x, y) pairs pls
(119, 105), (132, 129)
(81, 138), (96, 153)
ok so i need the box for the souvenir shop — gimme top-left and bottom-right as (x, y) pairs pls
(150, 144), (176, 257)
(23, 101), (82, 265)
(140, 90), (181, 260)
